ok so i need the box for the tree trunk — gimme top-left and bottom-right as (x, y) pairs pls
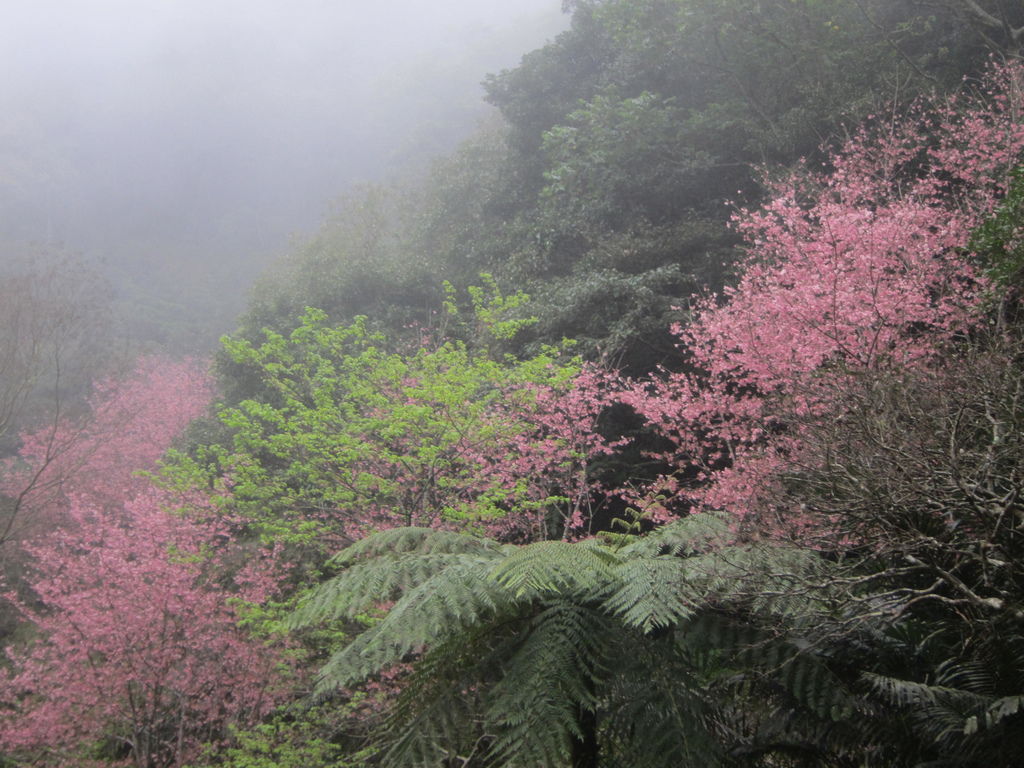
(571, 706), (600, 768)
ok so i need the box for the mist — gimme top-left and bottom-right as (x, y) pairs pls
(0, 0), (565, 349)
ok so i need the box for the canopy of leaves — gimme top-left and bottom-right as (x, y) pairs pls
(171, 283), (612, 561)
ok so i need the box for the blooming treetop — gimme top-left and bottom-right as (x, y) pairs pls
(621, 62), (1024, 535)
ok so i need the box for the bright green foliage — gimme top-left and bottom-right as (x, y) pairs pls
(180, 283), (594, 551)
(446, 273), (538, 342)
(291, 515), (860, 766)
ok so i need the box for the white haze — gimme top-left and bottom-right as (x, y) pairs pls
(0, 0), (565, 348)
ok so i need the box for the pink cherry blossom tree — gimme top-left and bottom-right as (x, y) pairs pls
(620, 61), (1024, 539)
(0, 358), (288, 768)
(1, 357), (213, 537)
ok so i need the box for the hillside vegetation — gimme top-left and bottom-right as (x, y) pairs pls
(2, 2), (1024, 766)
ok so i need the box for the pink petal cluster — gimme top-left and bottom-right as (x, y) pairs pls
(622, 61), (1024, 537)
(0, 358), (288, 767)
(3, 357), (213, 522)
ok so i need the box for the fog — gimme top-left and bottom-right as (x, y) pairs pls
(0, 0), (565, 349)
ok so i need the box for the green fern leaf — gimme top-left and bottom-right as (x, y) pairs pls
(486, 601), (611, 766)
(291, 550), (497, 627)
(603, 555), (699, 631)
(617, 511), (733, 558)
(488, 539), (621, 598)
(312, 556), (512, 695)
(327, 526), (501, 568)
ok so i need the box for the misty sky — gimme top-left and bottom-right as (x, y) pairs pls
(0, 0), (564, 347)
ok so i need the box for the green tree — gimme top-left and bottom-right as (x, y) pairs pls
(171, 282), (610, 558)
(472, 0), (996, 371)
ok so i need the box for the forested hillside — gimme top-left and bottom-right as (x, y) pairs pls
(2, 1), (1024, 766)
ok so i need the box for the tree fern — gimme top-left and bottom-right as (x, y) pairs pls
(485, 601), (611, 766)
(602, 555), (700, 631)
(865, 667), (1024, 763)
(292, 550), (494, 626)
(601, 626), (732, 768)
(290, 521), (860, 766)
(488, 539), (620, 598)
(614, 510), (734, 556)
(326, 526), (503, 568)
(308, 556), (511, 694)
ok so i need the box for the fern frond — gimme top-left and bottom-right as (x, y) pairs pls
(486, 601), (611, 767)
(312, 556), (512, 695)
(603, 555), (699, 632)
(603, 633), (728, 767)
(775, 652), (856, 721)
(327, 526), (501, 567)
(488, 539), (621, 599)
(676, 612), (764, 674)
(379, 630), (492, 767)
(866, 669), (1024, 753)
(669, 543), (830, 621)
(679, 611), (857, 747)
(291, 550), (497, 627)
(865, 672), (989, 710)
(935, 657), (998, 696)
(744, 545), (831, 618)
(976, 694), (1024, 732)
(866, 671), (993, 749)
(617, 511), (733, 558)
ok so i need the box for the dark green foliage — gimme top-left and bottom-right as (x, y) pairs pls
(290, 516), (867, 766)
(218, 0), (1006, 398)
(865, 666), (1024, 765)
(475, 0), (1003, 374)
(767, 310), (1024, 765)
(852, 630), (1024, 767)
(972, 165), (1024, 288)
(540, 91), (717, 228)
(483, 4), (615, 173)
